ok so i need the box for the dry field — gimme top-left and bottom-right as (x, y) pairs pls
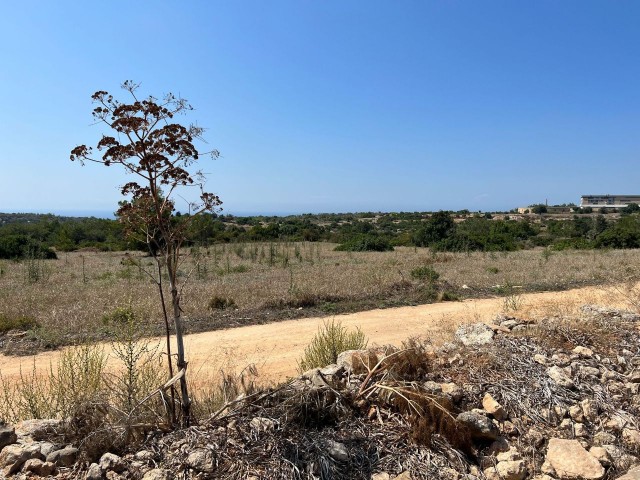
(1, 242), (639, 349)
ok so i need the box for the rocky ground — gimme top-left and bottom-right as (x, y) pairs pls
(2, 304), (640, 479)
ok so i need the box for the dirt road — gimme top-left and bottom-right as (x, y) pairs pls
(0, 283), (633, 385)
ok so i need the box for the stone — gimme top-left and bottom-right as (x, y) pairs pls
(593, 431), (616, 446)
(602, 444), (639, 471)
(628, 371), (640, 383)
(441, 383), (463, 402)
(336, 349), (368, 372)
(569, 405), (584, 422)
(15, 419), (62, 440)
(134, 450), (155, 462)
(573, 346), (594, 357)
(0, 426), (16, 450)
(547, 366), (575, 389)
(580, 366), (601, 377)
(249, 417), (276, 432)
(424, 381), (442, 394)
(534, 354), (548, 365)
(99, 452), (125, 473)
(623, 428), (640, 448)
(581, 399), (598, 422)
(589, 447), (611, 467)
(38, 442), (57, 457)
(496, 447), (522, 462)
(185, 448), (214, 474)
(86, 463), (103, 480)
(617, 467), (640, 480)
(22, 458), (55, 476)
(484, 460), (527, 480)
(545, 438), (605, 479)
(457, 411), (500, 441)
(372, 473), (391, 480)
(455, 323), (495, 347)
(326, 440), (349, 462)
(487, 437), (510, 455)
(47, 447), (79, 467)
(483, 393), (507, 421)
(392, 472), (412, 480)
(574, 423), (588, 438)
(142, 469), (171, 480)
(0, 444), (44, 475)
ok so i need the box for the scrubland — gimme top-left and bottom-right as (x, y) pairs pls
(0, 242), (639, 351)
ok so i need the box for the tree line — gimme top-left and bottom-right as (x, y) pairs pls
(2, 210), (640, 259)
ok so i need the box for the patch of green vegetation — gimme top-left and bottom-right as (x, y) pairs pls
(0, 314), (40, 333)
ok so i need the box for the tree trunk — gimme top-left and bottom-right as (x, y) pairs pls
(167, 254), (191, 425)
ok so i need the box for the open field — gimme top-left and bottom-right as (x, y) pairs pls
(1, 282), (637, 386)
(1, 243), (640, 351)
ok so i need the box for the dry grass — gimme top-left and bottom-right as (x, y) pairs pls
(0, 244), (639, 348)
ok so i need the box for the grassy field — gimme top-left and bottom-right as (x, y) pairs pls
(1, 242), (639, 352)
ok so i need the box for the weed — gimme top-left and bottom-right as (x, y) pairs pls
(298, 319), (368, 372)
(208, 296), (237, 310)
(486, 266), (499, 274)
(0, 314), (39, 333)
(410, 266), (440, 282)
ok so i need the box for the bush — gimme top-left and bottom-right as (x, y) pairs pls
(0, 314), (39, 333)
(410, 266), (440, 282)
(334, 234), (393, 252)
(208, 296), (237, 310)
(298, 320), (368, 372)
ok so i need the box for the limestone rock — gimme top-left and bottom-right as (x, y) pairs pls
(47, 447), (78, 467)
(0, 426), (16, 450)
(100, 452), (125, 473)
(186, 448), (214, 474)
(392, 472), (412, 480)
(0, 443), (44, 475)
(545, 438), (605, 479)
(573, 346), (594, 357)
(617, 466), (640, 480)
(15, 419), (62, 440)
(441, 383), (463, 402)
(86, 463), (103, 480)
(457, 411), (500, 441)
(589, 447), (611, 467)
(23, 458), (55, 476)
(602, 444), (639, 471)
(249, 417), (276, 432)
(371, 474), (391, 480)
(142, 469), (171, 480)
(581, 399), (598, 422)
(484, 460), (527, 480)
(593, 431), (616, 446)
(623, 428), (640, 448)
(326, 440), (349, 462)
(455, 323), (495, 347)
(547, 366), (575, 389)
(483, 393), (507, 421)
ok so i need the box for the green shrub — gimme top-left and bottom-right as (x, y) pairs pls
(207, 296), (237, 310)
(102, 306), (137, 326)
(0, 314), (39, 333)
(486, 266), (499, 274)
(298, 319), (368, 372)
(410, 266), (440, 282)
(334, 234), (393, 252)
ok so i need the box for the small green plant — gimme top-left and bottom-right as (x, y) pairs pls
(298, 319), (368, 372)
(102, 306), (137, 327)
(486, 266), (499, 274)
(541, 247), (553, 263)
(501, 282), (523, 312)
(410, 266), (440, 282)
(440, 291), (460, 302)
(0, 314), (39, 333)
(207, 296), (237, 310)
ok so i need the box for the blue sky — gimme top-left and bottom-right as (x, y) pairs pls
(1, 1), (638, 216)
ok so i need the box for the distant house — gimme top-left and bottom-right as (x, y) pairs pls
(580, 195), (640, 209)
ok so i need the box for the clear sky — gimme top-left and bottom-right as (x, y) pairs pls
(1, 1), (638, 216)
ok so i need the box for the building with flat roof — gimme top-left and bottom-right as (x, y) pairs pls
(580, 195), (640, 208)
